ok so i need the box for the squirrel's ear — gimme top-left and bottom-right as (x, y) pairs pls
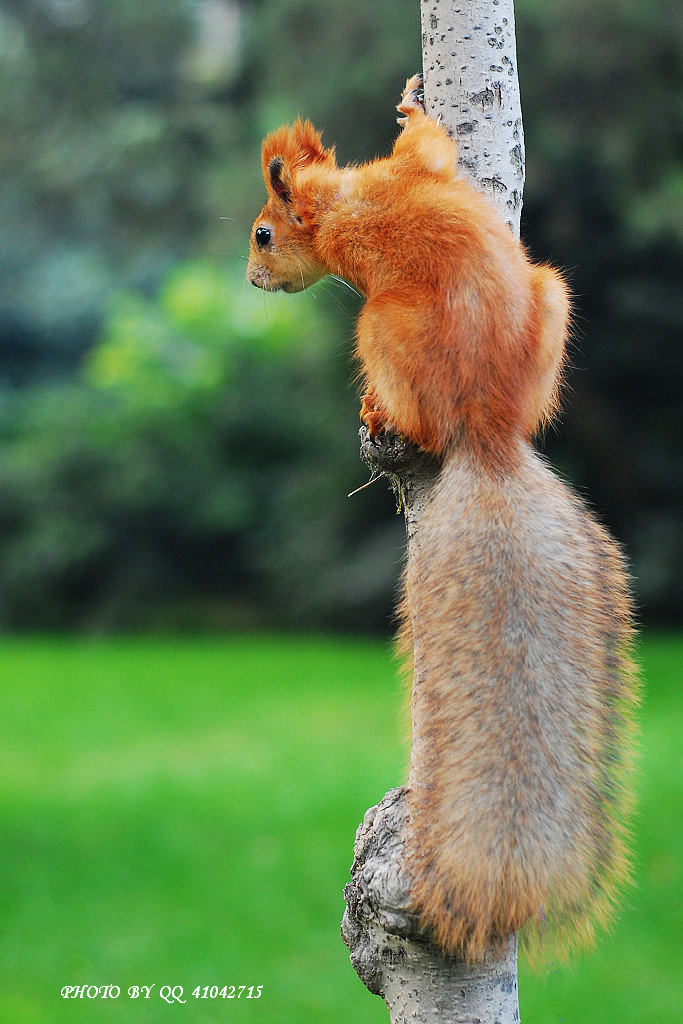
(267, 157), (293, 206)
(261, 120), (335, 206)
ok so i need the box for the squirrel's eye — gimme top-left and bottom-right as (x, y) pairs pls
(255, 226), (272, 249)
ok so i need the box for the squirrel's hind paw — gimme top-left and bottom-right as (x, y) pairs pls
(397, 73), (425, 126)
(360, 391), (388, 440)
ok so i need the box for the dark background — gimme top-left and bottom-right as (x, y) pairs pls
(0, 0), (681, 632)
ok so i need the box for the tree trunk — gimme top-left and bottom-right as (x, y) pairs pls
(342, 2), (526, 1021)
(421, 0), (525, 235)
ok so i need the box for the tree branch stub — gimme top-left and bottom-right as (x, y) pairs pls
(341, 790), (520, 1024)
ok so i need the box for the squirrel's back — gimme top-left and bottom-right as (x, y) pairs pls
(401, 440), (638, 960)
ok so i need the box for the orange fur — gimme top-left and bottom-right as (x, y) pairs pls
(247, 92), (569, 463)
(247, 77), (638, 961)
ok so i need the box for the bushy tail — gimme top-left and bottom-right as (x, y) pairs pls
(400, 441), (638, 961)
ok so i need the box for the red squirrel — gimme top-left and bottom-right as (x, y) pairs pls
(247, 75), (638, 960)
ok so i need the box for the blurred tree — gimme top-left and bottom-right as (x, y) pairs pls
(515, 0), (683, 618)
(0, 0), (680, 626)
(0, 0), (244, 377)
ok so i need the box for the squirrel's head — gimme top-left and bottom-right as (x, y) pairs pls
(247, 120), (337, 293)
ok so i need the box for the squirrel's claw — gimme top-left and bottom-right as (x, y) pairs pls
(360, 391), (388, 439)
(397, 73), (426, 125)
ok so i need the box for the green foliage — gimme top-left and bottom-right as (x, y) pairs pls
(517, 0), (683, 245)
(0, 632), (680, 1022)
(88, 261), (328, 410)
(0, 263), (401, 630)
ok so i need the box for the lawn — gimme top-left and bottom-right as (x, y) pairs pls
(0, 632), (680, 1023)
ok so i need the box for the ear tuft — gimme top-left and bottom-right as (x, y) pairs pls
(261, 119), (336, 204)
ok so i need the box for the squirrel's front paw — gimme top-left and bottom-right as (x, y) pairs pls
(397, 73), (425, 125)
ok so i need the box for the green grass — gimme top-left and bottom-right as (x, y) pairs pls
(0, 632), (680, 1023)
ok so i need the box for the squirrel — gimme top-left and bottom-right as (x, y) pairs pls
(247, 75), (638, 962)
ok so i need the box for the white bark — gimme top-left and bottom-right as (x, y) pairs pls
(421, 0), (525, 236)
(342, 3), (526, 1020)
